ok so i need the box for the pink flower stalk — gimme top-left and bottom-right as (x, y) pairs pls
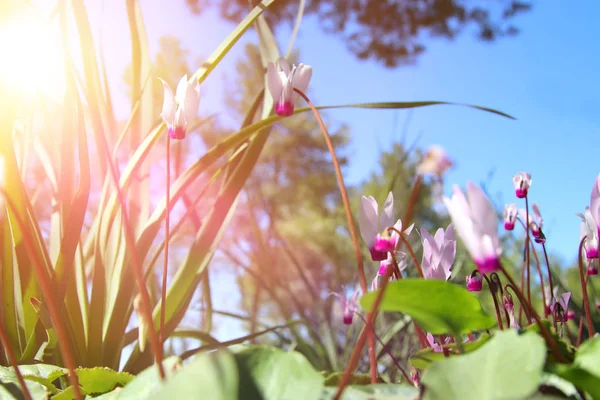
(420, 225), (456, 280)
(466, 274), (483, 292)
(417, 145), (453, 178)
(426, 333), (451, 353)
(159, 75), (200, 140)
(330, 290), (360, 325)
(503, 204), (518, 231)
(266, 58), (312, 117)
(359, 192), (413, 261)
(550, 291), (571, 323)
(443, 182), (503, 274)
(578, 207), (599, 259)
(512, 172), (532, 199)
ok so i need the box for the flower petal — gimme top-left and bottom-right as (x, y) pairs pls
(158, 78), (176, 124)
(380, 192), (395, 231)
(277, 58), (292, 76)
(182, 79), (200, 124)
(175, 75), (189, 105)
(267, 62), (283, 104)
(292, 63), (312, 93)
(359, 196), (379, 247)
(466, 182), (498, 237)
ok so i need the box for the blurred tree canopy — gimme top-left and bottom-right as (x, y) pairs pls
(185, 0), (531, 67)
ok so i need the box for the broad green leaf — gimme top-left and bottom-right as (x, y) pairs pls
(422, 330), (546, 400)
(49, 367), (134, 396)
(0, 366), (48, 399)
(234, 346), (324, 400)
(360, 279), (495, 335)
(409, 334), (490, 370)
(323, 372), (372, 387)
(321, 384), (418, 399)
(148, 350), (263, 400)
(547, 336), (600, 400)
(95, 357), (181, 399)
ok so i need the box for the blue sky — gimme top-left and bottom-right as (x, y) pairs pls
(89, 0), (599, 265)
(78, 0), (600, 338)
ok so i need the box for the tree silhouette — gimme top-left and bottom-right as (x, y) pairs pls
(185, 0), (531, 67)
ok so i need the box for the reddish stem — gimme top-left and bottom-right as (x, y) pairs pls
(295, 89), (377, 383)
(525, 196), (532, 305)
(481, 274), (504, 330)
(500, 264), (566, 363)
(0, 324), (32, 400)
(577, 238), (595, 337)
(2, 193), (84, 399)
(160, 135), (171, 352)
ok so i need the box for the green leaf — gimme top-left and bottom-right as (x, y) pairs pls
(0, 366), (48, 399)
(409, 334), (490, 370)
(148, 350), (263, 400)
(321, 384), (418, 399)
(547, 336), (600, 400)
(421, 330), (546, 400)
(234, 346), (324, 400)
(323, 372), (372, 387)
(360, 279), (496, 335)
(95, 357), (181, 399)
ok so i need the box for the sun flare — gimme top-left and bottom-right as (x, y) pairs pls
(0, 13), (66, 101)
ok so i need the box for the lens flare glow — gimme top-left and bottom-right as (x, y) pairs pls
(0, 14), (66, 101)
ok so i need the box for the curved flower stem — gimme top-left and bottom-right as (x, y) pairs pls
(577, 238), (595, 337)
(505, 284), (531, 324)
(525, 196), (532, 305)
(160, 135), (171, 352)
(529, 241), (547, 317)
(482, 274), (504, 330)
(389, 229), (423, 279)
(355, 313), (411, 383)
(439, 335), (450, 358)
(1, 193), (84, 399)
(295, 89), (377, 383)
(0, 323), (32, 400)
(500, 265), (566, 363)
(333, 264), (394, 400)
(490, 273), (510, 326)
(542, 242), (554, 303)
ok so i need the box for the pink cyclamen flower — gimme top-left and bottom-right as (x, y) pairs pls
(159, 75), (200, 140)
(503, 204), (518, 231)
(417, 145), (453, 178)
(550, 291), (571, 323)
(466, 273), (483, 292)
(596, 301), (600, 311)
(443, 182), (503, 274)
(520, 204), (545, 243)
(426, 333), (451, 353)
(266, 58), (312, 117)
(589, 174), (600, 236)
(567, 310), (575, 320)
(330, 290), (360, 325)
(512, 172), (532, 199)
(420, 225), (456, 280)
(503, 293), (520, 329)
(578, 207), (599, 259)
(359, 192), (413, 261)
(588, 260), (599, 276)
(378, 251), (408, 275)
